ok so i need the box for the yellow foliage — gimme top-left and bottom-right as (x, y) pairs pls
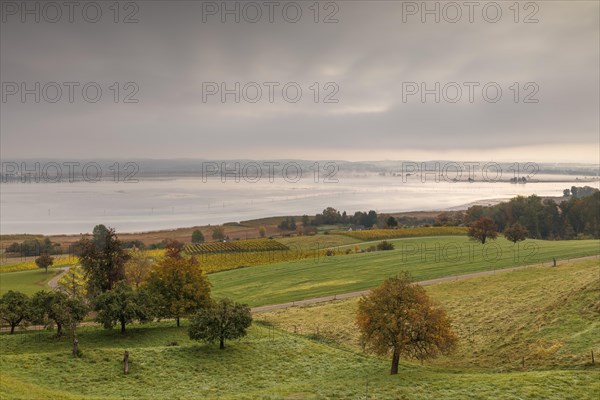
(0, 255), (78, 273)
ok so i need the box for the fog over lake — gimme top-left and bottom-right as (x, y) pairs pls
(1, 175), (595, 235)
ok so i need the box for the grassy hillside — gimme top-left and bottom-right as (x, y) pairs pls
(259, 259), (600, 370)
(0, 268), (64, 295)
(210, 237), (599, 306)
(1, 260), (599, 399)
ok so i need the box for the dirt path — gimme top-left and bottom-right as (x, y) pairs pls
(47, 267), (70, 290)
(250, 254), (600, 313)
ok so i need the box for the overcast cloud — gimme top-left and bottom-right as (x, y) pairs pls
(1, 1), (598, 162)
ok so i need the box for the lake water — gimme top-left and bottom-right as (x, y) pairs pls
(0, 175), (595, 235)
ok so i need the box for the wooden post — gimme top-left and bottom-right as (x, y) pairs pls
(592, 350), (595, 365)
(553, 258), (556, 267)
(72, 338), (79, 357)
(123, 351), (129, 375)
(522, 357), (525, 369)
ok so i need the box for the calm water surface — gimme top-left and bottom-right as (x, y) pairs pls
(0, 176), (594, 234)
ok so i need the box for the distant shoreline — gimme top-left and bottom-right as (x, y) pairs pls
(0, 195), (574, 246)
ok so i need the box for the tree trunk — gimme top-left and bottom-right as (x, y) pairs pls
(120, 319), (126, 334)
(56, 322), (63, 336)
(220, 338), (225, 350)
(176, 317), (180, 327)
(390, 351), (400, 375)
(10, 324), (15, 334)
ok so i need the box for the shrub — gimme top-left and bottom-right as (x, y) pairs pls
(377, 241), (395, 251)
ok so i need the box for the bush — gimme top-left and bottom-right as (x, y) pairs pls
(377, 241), (395, 251)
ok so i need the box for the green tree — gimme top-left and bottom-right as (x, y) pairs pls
(571, 186), (578, 197)
(35, 253), (54, 273)
(301, 214), (310, 226)
(0, 291), (30, 334)
(503, 223), (529, 243)
(278, 217), (297, 231)
(144, 249), (211, 327)
(468, 216), (498, 244)
(356, 273), (457, 375)
(79, 227), (129, 297)
(92, 224), (110, 249)
(258, 226), (267, 238)
(212, 226), (226, 241)
(31, 291), (87, 336)
(386, 216), (398, 228)
(94, 281), (150, 334)
(189, 298), (252, 349)
(191, 229), (205, 244)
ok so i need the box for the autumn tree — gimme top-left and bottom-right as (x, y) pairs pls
(503, 223), (529, 243)
(31, 291), (87, 336)
(258, 226), (267, 238)
(467, 216), (498, 244)
(188, 298), (252, 349)
(125, 247), (154, 289)
(144, 248), (211, 327)
(0, 291), (30, 334)
(35, 253), (54, 273)
(94, 281), (151, 334)
(191, 229), (205, 244)
(79, 226), (129, 297)
(356, 273), (457, 375)
(57, 265), (87, 298)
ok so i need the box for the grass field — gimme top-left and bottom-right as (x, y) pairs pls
(0, 268), (64, 295)
(259, 259), (600, 370)
(210, 237), (600, 306)
(1, 260), (598, 399)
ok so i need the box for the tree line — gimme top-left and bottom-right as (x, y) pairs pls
(1, 225), (252, 350)
(466, 192), (599, 240)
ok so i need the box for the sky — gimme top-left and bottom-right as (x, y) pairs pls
(1, 0), (599, 163)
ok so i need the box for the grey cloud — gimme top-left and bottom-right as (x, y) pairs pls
(1, 1), (598, 161)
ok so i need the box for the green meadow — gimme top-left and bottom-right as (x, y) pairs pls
(210, 237), (599, 306)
